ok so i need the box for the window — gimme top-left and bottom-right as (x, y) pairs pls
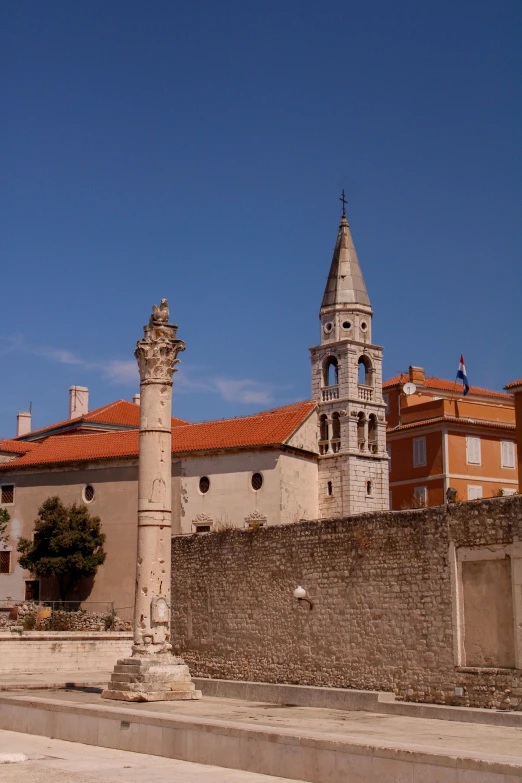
(323, 356), (338, 387)
(195, 525), (211, 534)
(366, 480), (373, 496)
(502, 488), (516, 496)
(251, 472), (263, 491)
(0, 485), (14, 505)
(501, 441), (515, 469)
(0, 551), (11, 574)
(83, 484), (95, 503)
(199, 476), (210, 494)
(414, 486), (428, 506)
(331, 412), (340, 452)
(25, 580), (40, 601)
(467, 485), (483, 500)
(466, 436), (481, 465)
(357, 355), (372, 386)
(357, 412), (366, 451)
(327, 481), (333, 496)
(342, 320), (351, 330)
(383, 394), (390, 415)
(413, 437), (426, 467)
(368, 414), (377, 452)
(386, 444), (392, 472)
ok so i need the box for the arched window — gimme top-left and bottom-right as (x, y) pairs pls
(357, 355), (372, 386)
(357, 412), (366, 451)
(323, 356), (338, 387)
(331, 412), (341, 452)
(319, 414), (329, 454)
(368, 414), (377, 452)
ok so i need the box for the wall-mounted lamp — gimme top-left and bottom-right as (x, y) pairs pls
(293, 585), (313, 610)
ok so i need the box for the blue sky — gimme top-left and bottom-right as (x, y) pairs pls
(2, 1), (521, 437)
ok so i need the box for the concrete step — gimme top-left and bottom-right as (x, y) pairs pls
(0, 691), (521, 783)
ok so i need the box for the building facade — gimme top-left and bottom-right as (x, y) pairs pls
(385, 367), (518, 508)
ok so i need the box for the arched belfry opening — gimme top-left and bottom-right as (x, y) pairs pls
(331, 412), (341, 452)
(357, 355), (372, 386)
(368, 413), (377, 453)
(323, 356), (339, 387)
(319, 414), (329, 455)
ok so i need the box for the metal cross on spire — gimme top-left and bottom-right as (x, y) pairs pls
(339, 189), (347, 218)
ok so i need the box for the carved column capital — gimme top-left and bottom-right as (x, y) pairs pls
(135, 299), (186, 384)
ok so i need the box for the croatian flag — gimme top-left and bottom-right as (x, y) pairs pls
(456, 354), (470, 396)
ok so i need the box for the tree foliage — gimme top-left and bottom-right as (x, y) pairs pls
(17, 496), (106, 600)
(0, 507), (9, 549)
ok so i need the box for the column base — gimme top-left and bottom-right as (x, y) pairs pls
(101, 655), (202, 703)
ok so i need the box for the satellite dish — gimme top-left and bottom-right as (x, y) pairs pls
(403, 382), (417, 396)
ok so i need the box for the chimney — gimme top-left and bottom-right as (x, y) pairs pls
(69, 386), (89, 419)
(408, 366), (425, 386)
(16, 411), (31, 437)
(133, 393), (141, 405)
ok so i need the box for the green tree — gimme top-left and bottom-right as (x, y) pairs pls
(17, 496), (106, 601)
(0, 507), (9, 549)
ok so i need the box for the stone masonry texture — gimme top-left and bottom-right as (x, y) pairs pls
(171, 495), (522, 710)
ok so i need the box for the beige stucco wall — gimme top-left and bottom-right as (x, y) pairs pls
(0, 439), (319, 605)
(286, 411), (318, 453)
(279, 452), (318, 524)
(179, 450), (282, 533)
(0, 461), (140, 608)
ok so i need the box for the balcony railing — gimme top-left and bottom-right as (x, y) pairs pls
(358, 384), (373, 401)
(322, 385), (339, 401)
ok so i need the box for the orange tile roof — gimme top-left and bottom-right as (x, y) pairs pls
(0, 401), (316, 471)
(0, 439), (39, 454)
(387, 416), (516, 434)
(16, 400), (188, 440)
(383, 374), (513, 401)
(505, 379), (522, 389)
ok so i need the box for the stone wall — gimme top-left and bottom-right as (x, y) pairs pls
(171, 495), (522, 710)
(0, 632), (133, 672)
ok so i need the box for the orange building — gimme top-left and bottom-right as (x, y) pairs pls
(505, 379), (522, 490)
(384, 366), (518, 509)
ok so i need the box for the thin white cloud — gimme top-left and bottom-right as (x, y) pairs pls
(100, 360), (138, 385)
(214, 378), (274, 405)
(7, 336), (283, 404)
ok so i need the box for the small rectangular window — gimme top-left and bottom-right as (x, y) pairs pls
(0, 551), (11, 574)
(414, 486), (428, 506)
(466, 436), (481, 465)
(502, 488), (516, 496)
(413, 437), (426, 467)
(467, 485), (483, 500)
(194, 525), (211, 534)
(383, 394), (390, 415)
(386, 444), (391, 472)
(501, 441), (515, 469)
(0, 485), (14, 505)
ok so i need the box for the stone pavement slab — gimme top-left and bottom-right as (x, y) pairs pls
(13, 687), (522, 764)
(1, 688), (522, 782)
(0, 729), (301, 782)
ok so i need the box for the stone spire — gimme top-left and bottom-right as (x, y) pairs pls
(321, 215), (371, 309)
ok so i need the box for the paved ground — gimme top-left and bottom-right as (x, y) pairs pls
(8, 687), (522, 765)
(0, 730), (305, 783)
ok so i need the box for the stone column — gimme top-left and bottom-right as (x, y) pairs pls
(102, 300), (201, 702)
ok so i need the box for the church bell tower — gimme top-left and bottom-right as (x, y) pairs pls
(310, 203), (389, 516)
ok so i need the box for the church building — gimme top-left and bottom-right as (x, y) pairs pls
(0, 211), (389, 606)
